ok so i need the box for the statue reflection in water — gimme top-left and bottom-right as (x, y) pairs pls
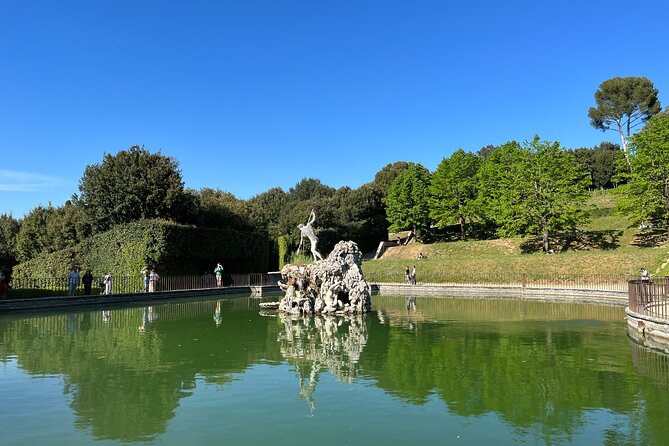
(276, 313), (368, 414)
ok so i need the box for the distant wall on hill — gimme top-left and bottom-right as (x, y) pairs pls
(12, 219), (269, 278)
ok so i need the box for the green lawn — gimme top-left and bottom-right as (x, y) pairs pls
(363, 190), (669, 283)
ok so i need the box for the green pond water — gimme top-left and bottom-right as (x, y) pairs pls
(1, 295), (669, 445)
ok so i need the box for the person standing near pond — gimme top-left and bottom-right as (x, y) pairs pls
(405, 266), (411, 284)
(68, 267), (80, 296)
(411, 265), (417, 285)
(103, 272), (112, 295)
(214, 263), (224, 287)
(82, 270), (94, 295)
(149, 270), (160, 292)
(141, 267), (150, 292)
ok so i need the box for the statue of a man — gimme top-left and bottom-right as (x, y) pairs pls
(298, 210), (324, 261)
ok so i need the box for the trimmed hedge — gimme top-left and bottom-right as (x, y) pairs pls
(12, 219), (269, 278)
(277, 235), (289, 270)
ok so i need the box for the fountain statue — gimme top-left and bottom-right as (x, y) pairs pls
(297, 210), (324, 261)
(276, 240), (372, 315)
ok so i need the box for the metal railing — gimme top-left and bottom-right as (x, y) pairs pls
(5, 272), (283, 299)
(380, 273), (632, 292)
(628, 278), (669, 321)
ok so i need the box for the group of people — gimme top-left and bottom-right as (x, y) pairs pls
(67, 267), (96, 296)
(65, 266), (161, 296)
(141, 268), (160, 293)
(55, 260), (230, 297)
(405, 265), (417, 285)
(67, 267), (113, 295)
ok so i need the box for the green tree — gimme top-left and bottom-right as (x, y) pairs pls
(572, 142), (620, 190)
(247, 187), (288, 237)
(15, 205), (55, 262)
(195, 188), (253, 231)
(335, 183), (387, 252)
(287, 178), (335, 201)
(588, 77), (662, 165)
(385, 164), (431, 237)
(0, 213), (21, 271)
(429, 149), (481, 240)
(79, 146), (195, 231)
(618, 115), (669, 231)
(591, 142), (620, 189)
(479, 138), (590, 252)
(372, 161), (411, 200)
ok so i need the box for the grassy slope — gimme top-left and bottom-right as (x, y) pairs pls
(362, 189), (669, 283)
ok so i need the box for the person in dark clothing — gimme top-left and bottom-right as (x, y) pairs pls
(82, 270), (94, 295)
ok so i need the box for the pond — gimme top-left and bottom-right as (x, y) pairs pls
(1, 295), (668, 445)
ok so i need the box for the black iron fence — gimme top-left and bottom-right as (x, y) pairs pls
(5, 272), (283, 299)
(4, 272), (638, 301)
(383, 273), (632, 292)
(628, 278), (669, 320)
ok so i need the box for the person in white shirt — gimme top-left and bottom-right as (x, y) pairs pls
(68, 267), (81, 296)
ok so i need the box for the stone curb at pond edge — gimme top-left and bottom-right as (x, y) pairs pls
(0, 286), (282, 313)
(371, 283), (628, 306)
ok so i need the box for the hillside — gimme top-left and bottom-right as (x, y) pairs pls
(363, 189), (669, 283)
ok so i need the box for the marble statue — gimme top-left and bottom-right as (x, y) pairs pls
(297, 210), (324, 261)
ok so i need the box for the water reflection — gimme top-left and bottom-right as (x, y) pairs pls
(276, 313), (368, 412)
(1, 296), (669, 445)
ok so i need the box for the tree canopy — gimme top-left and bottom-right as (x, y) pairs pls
(479, 138), (590, 252)
(0, 213), (20, 271)
(386, 164), (431, 237)
(572, 142), (620, 190)
(79, 146), (196, 231)
(588, 77), (661, 164)
(429, 149), (481, 240)
(618, 114), (669, 231)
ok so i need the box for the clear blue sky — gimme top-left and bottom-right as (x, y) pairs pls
(2, 0), (668, 217)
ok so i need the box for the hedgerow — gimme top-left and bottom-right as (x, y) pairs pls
(12, 219), (269, 278)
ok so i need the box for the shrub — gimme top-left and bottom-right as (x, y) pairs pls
(13, 219), (269, 278)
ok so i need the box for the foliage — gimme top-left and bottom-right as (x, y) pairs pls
(429, 149), (482, 240)
(289, 250), (314, 265)
(15, 205), (56, 262)
(194, 188), (254, 231)
(617, 115), (669, 230)
(479, 138), (590, 252)
(588, 77), (662, 164)
(0, 213), (21, 272)
(477, 144), (496, 159)
(15, 200), (92, 263)
(12, 219), (269, 278)
(247, 187), (288, 238)
(372, 161), (411, 199)
(79, 146), (196, 231)
(572, 142), (620, 189)
(277, 235), (289, 270)
(287, 178), (335, 201)
(385, 164), (431, 236)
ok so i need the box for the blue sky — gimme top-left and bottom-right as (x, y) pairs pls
(2, 0), (668, 217)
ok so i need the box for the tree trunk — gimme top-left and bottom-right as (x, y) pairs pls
(542, 215), (550, 253)
(617, 120), (632, 169)
(459, 215), (466, 241)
